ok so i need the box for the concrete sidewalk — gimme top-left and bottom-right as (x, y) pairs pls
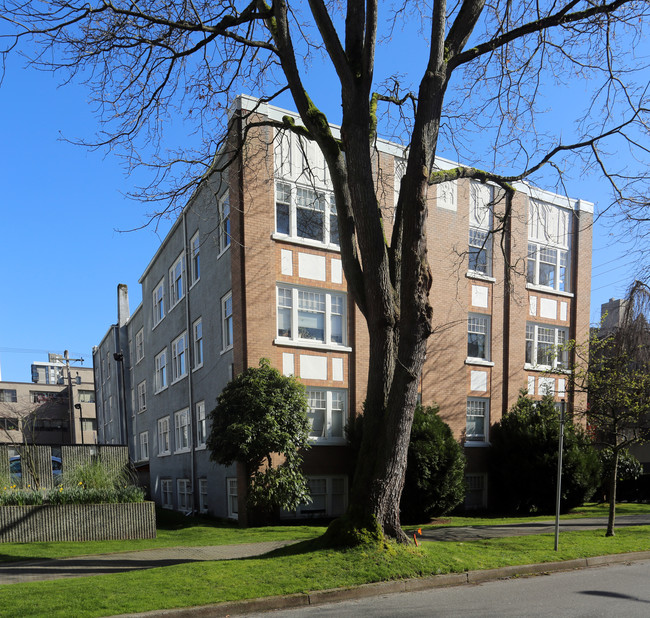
(0, 540), (298, 585)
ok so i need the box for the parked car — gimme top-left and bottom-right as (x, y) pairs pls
(9, 455), (62, 483)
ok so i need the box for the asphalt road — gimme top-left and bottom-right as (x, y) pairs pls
(243, 559), (650, 617)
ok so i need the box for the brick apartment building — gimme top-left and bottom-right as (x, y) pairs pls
(93, 95), (592, 519)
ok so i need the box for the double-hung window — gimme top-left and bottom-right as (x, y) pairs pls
(296, 476), (347, 517)
(137, 380), (146, 412)
(139, 431), (149, 460)
(157, 416), (170, 455)
(154, 349), (167, 392)
(161, 478), (173, 508)
(174, 408), (190, 452)
(171, 332), (188, 382)
(466, 398), (489, 443)
(227, 478), (238, 519)
(527, 199), (571, 292)
(199, 478), (208, 513)
(277, 286), (346, 347)
(196, 401), (206, 448)
(525, 323), (568, 370)
(190, 231), (200, 284)
(219, 195), (231, 252)
(153, 279), (165, 326)
(0, 389), (17, 403)
(275, 182), (338, 247)
(306, 389), (346, 444)
(467, 314), (490, 361)
(169, 253), (185, 308)
(135, 328), (145, 362)
(193, 318), (203, 368)
(177, 479), (192, 512)
(468, 181), (493, 276)
(222, 293), (233, 351)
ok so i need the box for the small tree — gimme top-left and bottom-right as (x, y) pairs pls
(490, 391), (600, 515)
(206, 359), (311, 518)
(570, 281), (650, 536)
(399, 405), (466, 524)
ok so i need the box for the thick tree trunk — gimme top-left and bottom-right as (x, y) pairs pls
(606, 449), (619, 537)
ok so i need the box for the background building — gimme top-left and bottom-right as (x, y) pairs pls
(94, 95), (592, 518)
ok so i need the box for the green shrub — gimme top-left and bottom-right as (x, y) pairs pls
(47, 485), (144, 505)
(0, 486), (44, 506)
(490, 391), (601, 514)
(61, 459), (132, 490)
(399, 405), (466, 523)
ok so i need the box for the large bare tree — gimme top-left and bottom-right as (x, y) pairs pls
(2, 0), (649, 541)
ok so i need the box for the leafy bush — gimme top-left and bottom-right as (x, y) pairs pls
(0, 486), (44, 506)
(61, 459), (133, 490)
(399, 405), (466, 523)
(490, 391), (601, 514)
(47, 485), (144, 505)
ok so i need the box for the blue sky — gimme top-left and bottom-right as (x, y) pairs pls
(0, 28), (642, 383)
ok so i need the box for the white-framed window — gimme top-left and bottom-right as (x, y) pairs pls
(526, 323), (568, 370)
(277, 286), (346, 347)
(227, 477), (238, 519)
(139, 431), (149, 461)
(78, 390), (95, 403)
(466, 398), (489, 443)
(275, 181), (338, 247)
(468, 180), (494, 276)
(193, 318), (203, 368)
(153, 279), (165, 327)
(222, 292), (233, 351)
(527, 199), (571, 292)
(154, 348), (168, 392)
(174, 408), (190, 452)
(161, 478), (173, 508)
(465, 473), (488, 510)
(467, 314), (490, 361)
(157, 416), (171, 455)
(171, 331), (188, 382)
(219, 194), (231, 252)
(196, 401), (206, 448)
(135, 328), (145, 363)
(296, 476), (347, 518)
(177, 478), (192, 513)
(169, 253), (186, 308)
(190, 231), (200, 285)
(306, 389), (346, 444)
(137, 380), (147, 412)
(199, 478), (208, 513)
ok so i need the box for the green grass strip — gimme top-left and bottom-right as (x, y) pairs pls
(0, 526), (649, 618)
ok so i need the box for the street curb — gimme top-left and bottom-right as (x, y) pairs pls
(121, 550), (650, 617)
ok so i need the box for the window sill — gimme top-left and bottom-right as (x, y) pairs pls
(524, 363), (571, 374)
(171, 374), (188, 386)
(271, 233), (341, 253)
(174, 448), (191, 455)
(154, 386), (168, 395)
(309, 438), (347, 446)
(464, 441), (490, 448)
(526, 284), (574, 298)
(189, 279), (200, 291)
(221, 345), (233, 356)
(158, 452), (171, 458)
(195, 444), (207, 451)
(169, 298), (184, 313)
(137, 408), (147, 414)
(217, 245), (231, 260)
(192, 363), (203, 372)
(274, 338), (352, 353)
(465, 358), (495, 367)
(152, 317), (166, 331)
(466, 271), (496, 283)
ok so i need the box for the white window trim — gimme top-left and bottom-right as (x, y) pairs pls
(161, 478), (173, 509)
(169, 252), (186, 310)
(525, 283), (574, 298)
(135, 328), (145, 364)
(227, 477), (238, 520)
(157, 416), (171, 456)
(190, 231), (200, 288)
(152, 278), (165, 329)
(222, 292), (234, 352)
(199, 478), (208, 514)
(468, 227), (492, 277)
(139, 431), (149, 461)
(193, 317), (204, 370)
(525, 323), (569, 371)
(306, 388), (347, 445)
(276, 285), (348, 349)
(137, 380), (147, 413)
(218, 194), (231, 257)
(174, 408), (191, 453)
(273, 181), (340, 250)
(171, 331), (188, 384)
(177, 478), (192, 513)
(295, 475), (348, 518)
(196, 401), (207, 449)
(467, 313), (491, 363)
(466, 397), (489, 445)
(465, 272), (497, 284)
(154, 348), (168, 393)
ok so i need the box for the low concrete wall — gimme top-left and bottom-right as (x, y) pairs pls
(0, 501), (156, 543)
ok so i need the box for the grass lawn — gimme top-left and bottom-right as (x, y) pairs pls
(0, 525), (649, 618)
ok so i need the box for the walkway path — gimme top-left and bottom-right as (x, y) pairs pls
(1, 515), (648, 586)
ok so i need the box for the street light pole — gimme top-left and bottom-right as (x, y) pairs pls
(554, 398), (566, 551)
